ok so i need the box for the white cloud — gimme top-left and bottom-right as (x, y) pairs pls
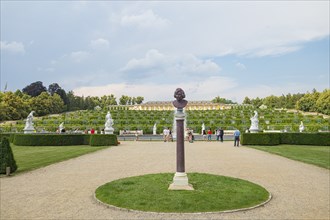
(121, 49), (167, 72)
(90, 38), (110, 50)
(249, 46), (302, 57)
(70, 51), (90, 63)
(235, 62), (246, 70)
(121, 9), (170, 29)
(0, 41), (25, 54)
(121, 49), (221, 79)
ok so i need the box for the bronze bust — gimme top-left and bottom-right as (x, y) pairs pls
(173, 88), (188, 109)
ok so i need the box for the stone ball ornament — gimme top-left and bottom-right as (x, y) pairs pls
(173, 88), (188, 109)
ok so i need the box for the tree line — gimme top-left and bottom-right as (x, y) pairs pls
(0, 81), (144, 121)
(241, 89), (329, 115)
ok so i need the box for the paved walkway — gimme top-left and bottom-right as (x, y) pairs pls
(1, 141), (329, 220)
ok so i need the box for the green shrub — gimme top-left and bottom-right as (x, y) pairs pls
(0, 137), (17, 174)
(280, 133), (330, 146)
(241, 133), (280, 145)
(242, 132), (330, 146)
(89, 134), (118, 146)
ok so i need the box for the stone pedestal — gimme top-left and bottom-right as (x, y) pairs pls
(169, 106), (194, 191)
(104, 127), (114, 134)
(168, 172), (194, 190)
(23, 126), (35, 134)
(249, 128), (259, 133)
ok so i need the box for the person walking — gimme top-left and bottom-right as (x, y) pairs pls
(219, 127), (224, 142)
(207, 129), (212, 141)
(216, 129), (220, 141)
(234, 129), (240, 147)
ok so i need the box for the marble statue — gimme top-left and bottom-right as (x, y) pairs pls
(104, 111), (114, 134)
(59, 122), (64, 132)
(299, 121), (305, 132)
(249, 110), (259, 132)
(24, 111), (35, 133)
(153, 123), (157, 135)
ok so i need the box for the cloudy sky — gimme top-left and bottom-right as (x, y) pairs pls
(1, 1), (329, 103)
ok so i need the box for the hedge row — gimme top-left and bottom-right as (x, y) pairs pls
(241, 133), (330, 146)
(12, 134), (118, 146)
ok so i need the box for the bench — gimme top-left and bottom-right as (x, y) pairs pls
(120, 130), (143, 135)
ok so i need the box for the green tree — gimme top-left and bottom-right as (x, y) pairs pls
(212, 96), (235, 104)
(242, 97), (251, 104)
(119, 95), (130, 105)
(263, 95), (279, 108)
(22, 81), (47, 97)
(136, 96), (144, 104)
(296, 91), (320, 112)
(316, 89), (330, 115)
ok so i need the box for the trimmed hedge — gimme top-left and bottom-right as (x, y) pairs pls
(242, 132), (330, 146)
(12, 134), (117, 146)
(90, 134), (118, 146)
(241, 133), (281, 145)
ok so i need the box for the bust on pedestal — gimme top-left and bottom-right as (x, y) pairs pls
(169, 88), (194, 191)
(24, 111), (35, 134)
(104, 111), (114, 134)
(249, 111), (259, 133)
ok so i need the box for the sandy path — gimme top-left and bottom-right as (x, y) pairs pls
(1, 141), (329, 220)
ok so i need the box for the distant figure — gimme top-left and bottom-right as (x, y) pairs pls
(207, 129), (212, 141)
(91, 128), (95, 134)
(299, 121), (305, 132)
(188, 131), (194, 143)
(216, 129), (220, 141)
(219, 128), (224, 142)
(234, 129), (241, 147)
(202, 129), (207, 141)
(163, 128), (169, 142)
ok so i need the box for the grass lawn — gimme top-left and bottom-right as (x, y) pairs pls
(11, 144), (108, 174)
(96, 173), (270, 213)
(248, 145), (330, 169)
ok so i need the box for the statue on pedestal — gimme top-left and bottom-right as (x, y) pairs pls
(249, 110), (259, 133)
(59, 122), (64, 133)
(104, 111), (114, 134)
(299, 121), (305, 132)
(153, 123), (157, 135)
(169, 88), (194, 191)
(24, 111), (35, 133)
(202, 123), (205, 134)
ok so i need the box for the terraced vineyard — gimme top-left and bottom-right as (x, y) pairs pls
(0, 107), (328, 134)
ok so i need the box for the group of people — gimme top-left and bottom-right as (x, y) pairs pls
(202, 128), (241, 146)
(163, 127), (173, 142)
(202, 128), (224, 142)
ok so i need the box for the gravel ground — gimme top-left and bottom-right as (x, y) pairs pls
(1, 141), (329, 220)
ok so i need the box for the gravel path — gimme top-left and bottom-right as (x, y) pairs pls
(1, 141), (329, 220)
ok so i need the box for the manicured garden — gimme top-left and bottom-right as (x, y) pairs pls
(248, 145), (330, 169)
(1, 107), (328, 135)
(95, 173), (270, 213)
